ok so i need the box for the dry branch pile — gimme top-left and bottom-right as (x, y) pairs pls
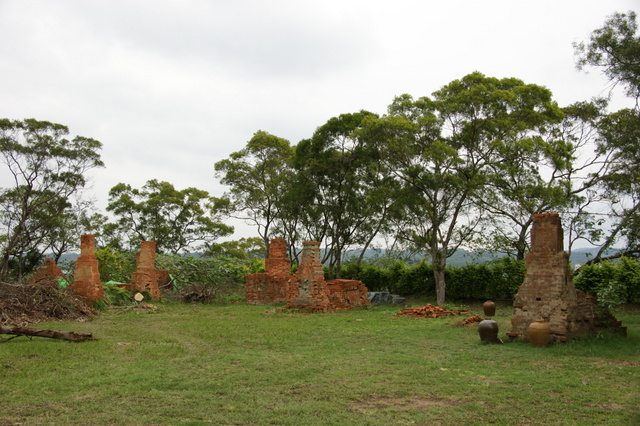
(397, 304), (472, 318)
(0, 280), (95, 326)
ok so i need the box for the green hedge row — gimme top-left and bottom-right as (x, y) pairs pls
(347, 257), (526, 300)
(348, 255), (640, 303)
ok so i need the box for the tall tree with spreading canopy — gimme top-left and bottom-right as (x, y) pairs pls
(294, 111), (398, 277)
(106, 179), (232, 254)
(379, 72), (566, 304)
(478, 100), (609, 259)
(0, 119), (103, 281)
(214, 131), (294, 256)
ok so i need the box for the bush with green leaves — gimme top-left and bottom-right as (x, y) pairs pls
(344, 256), (525, 300)
(156, 254), (263, 301)
(575, 256), (640, 304)
(94, 247), (136, 283)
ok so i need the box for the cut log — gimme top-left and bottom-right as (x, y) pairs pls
(0, 326), (96, 342)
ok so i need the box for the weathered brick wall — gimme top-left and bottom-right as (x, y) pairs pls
(130, 241), (161, 301)
(70, 234), (103, 305)
(246, 273), (270, 305)
(246, 239), (370, 311)
(508, 213), (622, 342)
(327, 279), (370, 310)
(246, 238), (291, 304)
(30, 258), (67, 285)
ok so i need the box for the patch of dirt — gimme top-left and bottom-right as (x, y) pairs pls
(0, 280), (95, 326)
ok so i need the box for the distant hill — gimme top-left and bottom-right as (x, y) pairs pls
(48, 246), (621, 267)
(343, 247), (622, 267)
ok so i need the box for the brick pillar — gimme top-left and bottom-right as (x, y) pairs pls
(265, 238), (290, 303)
(287, 241), (330, 311)
(70, 234), (103, 305)
(130, 241), (160, 301)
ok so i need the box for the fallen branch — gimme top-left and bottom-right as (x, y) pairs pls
(0, 326), (96, 342)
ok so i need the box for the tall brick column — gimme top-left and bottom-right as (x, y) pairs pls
(70, 234), (103, 305)
(265, 238), (290, 303)
(130, 241), (160, 301)
(287, 241), (330, 311)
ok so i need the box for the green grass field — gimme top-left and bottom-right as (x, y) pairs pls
(1, 301), (639, 425)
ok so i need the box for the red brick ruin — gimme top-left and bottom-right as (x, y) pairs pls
(245, 239), (370, 311)
(29, 258), (67, 286)
(246, 238), (290, 304)
(70, 234), (103, 305)
(507, 213), (626, 343)
(131, 241), (161, 301)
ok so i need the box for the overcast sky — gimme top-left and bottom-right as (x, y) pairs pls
(0, 0), (638, 240)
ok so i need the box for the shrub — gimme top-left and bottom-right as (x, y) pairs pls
(352, 256), (524, 300)
(575, 256), (640, 303)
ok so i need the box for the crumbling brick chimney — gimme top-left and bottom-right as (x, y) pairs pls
(70, 234), (103, 305)
(30, 258), (67, 286)
(246, 238), (290, 304)
(131, 241), (160, 301)
(287, 241), (331, 311)
(507, 213), (625, 342)
(130, 241), (161, 301)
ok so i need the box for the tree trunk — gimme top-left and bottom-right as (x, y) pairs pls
(434, 263), (446, 305)
(0, 326), (96, 342)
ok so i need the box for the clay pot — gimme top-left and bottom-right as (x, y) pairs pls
(482, 300), (496, 317)
(478, 319), (499, 343)
(528, 321), (551, 347)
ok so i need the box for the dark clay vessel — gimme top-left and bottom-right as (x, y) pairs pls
(478, 319), (500, 343)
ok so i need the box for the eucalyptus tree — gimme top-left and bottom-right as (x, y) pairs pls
(214, 131), (295, 256)
(293, 110), (398, 277)
(574, 10), (640, 259)
(575, 10), (640, 102)
(478, 99), (610, 259)
(591, 108), (640, 258)
(379, 72), (567, 304)
(0, 119), (103, 281)
(106, 179), (232, 255)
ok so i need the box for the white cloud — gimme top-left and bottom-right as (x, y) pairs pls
(0, 0), (637, 239)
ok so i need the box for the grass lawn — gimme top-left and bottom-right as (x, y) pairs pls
(1, 300), (639, 425)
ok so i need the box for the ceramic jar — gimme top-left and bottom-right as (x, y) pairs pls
(528, 321), (551, 347)
(482, 300), (496, 317)
(478, 319), (499, 343)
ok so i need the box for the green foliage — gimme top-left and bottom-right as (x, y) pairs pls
(205, 237), (266, 259)
(103, 284), (135, 306)
(0, 118), (103, 281)
(575, 10), (640, 99)
(105, 179), (233, 254)
(348, 256), (525, 300)
(94, 247), (135, 283)
(157, 254), (262, 302)
(214, 130), (295, 254)
(574, 256), (640, 303)
(293, 110), (394, 278)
